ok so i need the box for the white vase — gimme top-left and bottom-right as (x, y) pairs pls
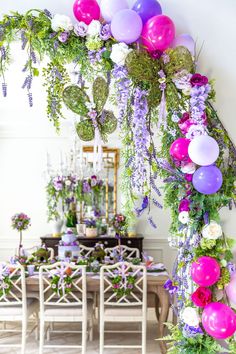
(86, 228), (97, 238)
(50, 219), (63, 237)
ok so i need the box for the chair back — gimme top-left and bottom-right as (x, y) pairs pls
(100, 261), (147, 308)
(0, 262), (26, 309)
(78, 244), (94, 258)
(39, 262), (87, 311)
(105, 245), (140, 260)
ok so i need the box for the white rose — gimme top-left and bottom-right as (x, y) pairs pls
(181, 307), (200, 327)
(51, 14), (73, 32)
(178, 211), (189, 224)
(87, 20), (101, 37)
(181, 162), (196, 174)
(65, 180), (71, 186)
(110, 43), (133, 66)
(202, 220), (222, 240)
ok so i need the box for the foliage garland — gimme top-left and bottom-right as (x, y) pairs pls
(1, 8), (236, 352)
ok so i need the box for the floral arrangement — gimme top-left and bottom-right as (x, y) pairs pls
(76, 175), (104, 207)
(111, 213), (127, 237)
(1, 1), (236, 351)
(111, 263), (136, 298)
(49, 264), (73, 296)
(0, 264), (12, 298)
(11, 213), (31, 257)
(84, 218), (97, 228)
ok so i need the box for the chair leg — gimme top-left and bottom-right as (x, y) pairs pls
(39, 319), (45, 354)
(35, 312), (39, 341)
(21, 319), (27, 354)
(99, 319), (104, 354)
(82, 320), (87, 354)
(89, 318), (93, 342)
(142, 320), (146, 354)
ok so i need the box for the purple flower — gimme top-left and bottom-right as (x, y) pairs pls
(74, 22), (88, 37)
(150, 50), (162, 59)
(83, 181), (91, 193)
(190, 73), (209, 87)
(183, 324), (203, 337)
(178, 199), (190, 212)
(164, 279), (178, 294)
(99, 23), (111, 41)
(135, 196), (149, 217)
(58, 31), (69, 43)
(53, 176), (64, 191)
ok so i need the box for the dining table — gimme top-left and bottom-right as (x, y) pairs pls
(26, 272), (170, 354)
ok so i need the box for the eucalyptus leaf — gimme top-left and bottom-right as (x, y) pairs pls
(99, 110), (117, 134)
(63, 85), (89, 115)
(76, 119), (95, 141)
(92, 77), (109, 113)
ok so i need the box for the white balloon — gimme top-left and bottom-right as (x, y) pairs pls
(188, 135), (219, 166)
(100, 0), (129, 23)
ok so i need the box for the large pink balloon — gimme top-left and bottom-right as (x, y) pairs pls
(111, 9), (143, 44)
(188, 135), (219, 166)
(100, 0), (128, 23)
(142, 15), (175, 52)
(202, 302), (236, 339)
(73, 0), (100, 25)
(226, 271), (236, 305)
(191, 256), (220, 287)
(169, 138), (191, 161)
(171, 34), (195, 56)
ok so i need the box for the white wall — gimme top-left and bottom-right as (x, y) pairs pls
(0, 0), (236, 264)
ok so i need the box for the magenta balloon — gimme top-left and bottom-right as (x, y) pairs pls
(188, 135), (219, 166)
(132, 0), (162, 25)
(226, 271), (236, 305)
(142, 15), (175, 52)
(169, 138), (191, 161)
(192, 165), (223, 195)
(111, 9), (143, 44)
(202, 303), (236, 339)
(100, 0), (128, 23)
(73, 0), (100, 25)
(171, 34), (195, 56)
(191, 256), (220, 287)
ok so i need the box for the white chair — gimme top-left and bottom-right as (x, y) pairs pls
(39, 262), (93, 354)
(78, 244), (95, 258)
(105, 245), (140, 260)
(99, 261), (147, 354)
(0, 262), (39, 354)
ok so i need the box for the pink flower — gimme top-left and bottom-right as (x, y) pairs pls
(179, 199), (190, 212)
(178, 112), (196, 135)
(185, 174), (193, 182)
(191, 287), (212, 307)
(190, 73), (209, 87)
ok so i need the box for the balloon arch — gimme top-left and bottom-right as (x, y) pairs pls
(0, 0), (236, 352)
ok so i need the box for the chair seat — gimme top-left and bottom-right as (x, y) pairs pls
(104, 306), (143, 322)
(43, 299), (93, 321)
(0, 298), (38, 320)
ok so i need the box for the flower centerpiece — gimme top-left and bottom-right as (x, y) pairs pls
(111, 213), (127, 238)
(11, 213), (31, 256)
(85, 218), (97, 237)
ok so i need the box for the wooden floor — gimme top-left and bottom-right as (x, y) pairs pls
(0, 320), (162, 353)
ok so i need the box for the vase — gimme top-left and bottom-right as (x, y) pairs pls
(50, 219), (63, 237)
(85, 228), (97, 238)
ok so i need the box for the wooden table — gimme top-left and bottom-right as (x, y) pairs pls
(26, 274), (169, 354)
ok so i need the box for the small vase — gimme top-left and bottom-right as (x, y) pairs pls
(50, 219), (63, 237)
(86, 228), (97, 238)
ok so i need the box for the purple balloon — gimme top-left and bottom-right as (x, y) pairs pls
(132, 0), (162, 24)
(192, 165), (223, 195)
(111, 9), (143, 44)
(171, 34), (195, 56)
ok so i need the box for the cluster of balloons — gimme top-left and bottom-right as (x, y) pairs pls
(169, 135), (223, 195)
(191, 257), (236, 339)
(73, 0), (193, 52)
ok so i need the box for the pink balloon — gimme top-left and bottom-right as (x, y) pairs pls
(191, 256), (220, 287)
(73, 0), (100, 25)
(169, 138), (191, 162)
(171, 34), (195, 56)
(226, 271), (236, 305)
(202, 302), (236, 339)
(141, 15), (175, 52)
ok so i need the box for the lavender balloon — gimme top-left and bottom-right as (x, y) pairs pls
(193, 165), (223, 195)
(111, 9), (143, 44)
(100, 0), (128, 23)
(171, 34), (195, 56)
(132, 0), (162, 24)
(188, 135), (220, 166)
